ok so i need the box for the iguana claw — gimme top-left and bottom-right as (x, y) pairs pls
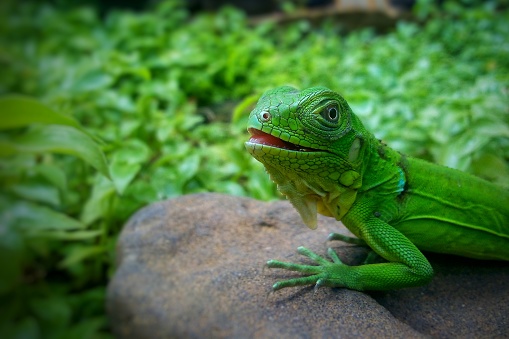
(267, 246), (348, 291)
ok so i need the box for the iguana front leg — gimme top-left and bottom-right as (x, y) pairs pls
(268, 216), (434, 291)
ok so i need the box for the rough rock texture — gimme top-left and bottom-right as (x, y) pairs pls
(107, 193), (509, 338)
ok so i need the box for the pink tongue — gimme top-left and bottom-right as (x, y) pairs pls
(248, 129), (289, 148)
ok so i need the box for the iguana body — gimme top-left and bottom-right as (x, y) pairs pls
(245, 86), (509, 291)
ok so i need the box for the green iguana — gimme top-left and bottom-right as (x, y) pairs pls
(245, 86), (509, 291)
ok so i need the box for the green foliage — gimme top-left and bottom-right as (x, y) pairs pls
(0, 97), (111, 337)
(0, 0), (508, 336)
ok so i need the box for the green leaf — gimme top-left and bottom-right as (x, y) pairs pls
(80, 176), (116, 226)
(471, 154), (509, 187)
(71, 70), (114, 93)
(177, 153), (200, 182)
(2, 124), (110, 178)
(35, 164), (68, 193)
(110, 161), (141, 195)
(109, 139), (151, 194)
(10, 183), (61, 206)
(4, 201), (84, 231)
(0, 95), (82, 130)
(232, 93), (259, 123)
(112, 139), (151, 164)
(59, 245), (106, 268)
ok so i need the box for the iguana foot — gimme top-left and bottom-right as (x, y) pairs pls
(267, 246), (349, 291)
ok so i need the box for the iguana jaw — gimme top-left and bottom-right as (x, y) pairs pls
(245, 128), (328, 230)
(247, 128), (322, 153)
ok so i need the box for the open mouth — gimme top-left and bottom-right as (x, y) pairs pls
(247, 128), (320, 152)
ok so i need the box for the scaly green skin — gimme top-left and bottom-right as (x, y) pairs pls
(245, 86), (509, 291)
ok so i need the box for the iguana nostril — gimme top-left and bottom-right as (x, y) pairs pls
(261, 111), (271, 121)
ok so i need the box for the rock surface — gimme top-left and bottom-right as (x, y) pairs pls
(107, 193), (509, 338)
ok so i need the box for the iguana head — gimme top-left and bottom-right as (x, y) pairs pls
(245, 86), (364, 229)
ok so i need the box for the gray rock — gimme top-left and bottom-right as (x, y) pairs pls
(107, 193), (509, 338)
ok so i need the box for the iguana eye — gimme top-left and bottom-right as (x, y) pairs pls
(321, 104), (339, 123)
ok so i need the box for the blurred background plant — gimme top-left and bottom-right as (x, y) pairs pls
(0, 0), (508, 337)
